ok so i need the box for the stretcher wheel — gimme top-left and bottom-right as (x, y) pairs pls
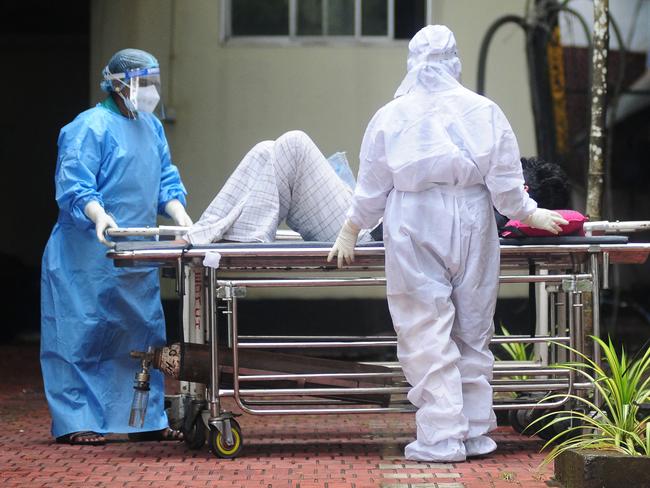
(183, 416), (207, 450)
(208, 419), (242, 459)
(508, 408), (534, 435)
(535, 410), (582, 443)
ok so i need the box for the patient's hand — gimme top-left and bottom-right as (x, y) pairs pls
(171, 238), (189, 245)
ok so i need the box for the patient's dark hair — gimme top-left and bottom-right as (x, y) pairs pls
(521, 157), (571, 209)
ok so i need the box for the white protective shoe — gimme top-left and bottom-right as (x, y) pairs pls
(404, 438), (467, 463)
(464, 435), (497, 457)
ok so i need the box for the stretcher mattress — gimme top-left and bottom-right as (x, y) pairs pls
(113, 235), (629, 252)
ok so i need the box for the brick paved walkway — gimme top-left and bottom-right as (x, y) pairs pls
(0, 344), (554, 487)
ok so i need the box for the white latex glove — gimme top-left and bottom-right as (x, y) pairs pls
(165, 199), (193, 227)
(522, 208), (569, 235)
(327, 219), (361, 268)
(84, 200), (118, 247)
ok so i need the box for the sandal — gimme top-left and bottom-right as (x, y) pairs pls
(56, 431), (106, 446)
(128, 427), (184, 442)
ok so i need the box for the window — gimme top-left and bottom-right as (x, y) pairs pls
(232, 0), (289, 36)
(223, 0), (431, 41)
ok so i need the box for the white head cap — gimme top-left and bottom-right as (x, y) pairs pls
(394, 25), (462, 98)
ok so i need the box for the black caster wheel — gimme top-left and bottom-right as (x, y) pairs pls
(183, 416), (207, 450)
(535, 410), (582, 443)
(208, 419), (243, 459)
(508, 409), (533, 435)
(530, 409), (555, 441)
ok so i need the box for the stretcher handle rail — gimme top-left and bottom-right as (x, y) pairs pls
(238, 334), (565, 342)
(216, 274), (591, 289)
(221, 398), (570, 414)
(584, 220), (650, 235)
(222, 381), (593, 400)
(105, 227), (303, 239)
(235, 367), (571, 382)
(238, 372), (405, 381)
(218, 278), (385, 288)
(243, 398), (384, 407)
(229, 382), (576, 396)
(236, 335), (570, 349)
(106, 226), (190, 237)
(493, 368), (571, 376)
(220, 384), (575, 416)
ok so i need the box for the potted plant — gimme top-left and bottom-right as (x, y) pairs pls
(530, 336), (650, 488)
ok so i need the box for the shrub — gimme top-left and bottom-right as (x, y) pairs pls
(532, 336), (650, 465)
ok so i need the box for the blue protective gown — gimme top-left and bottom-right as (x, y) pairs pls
(40, 100), (187, 437)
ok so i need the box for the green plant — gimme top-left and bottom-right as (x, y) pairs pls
(499, 324), (536, 362)
(498, 324), (537, 382)
(531, 336), (650, 465)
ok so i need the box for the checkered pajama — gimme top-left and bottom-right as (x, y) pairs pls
(186, 131), (370, 244)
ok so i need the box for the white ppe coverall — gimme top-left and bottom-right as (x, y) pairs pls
(346, 25), (537, 461)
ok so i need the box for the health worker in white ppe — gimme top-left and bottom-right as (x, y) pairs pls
(328, 25), (567, 462)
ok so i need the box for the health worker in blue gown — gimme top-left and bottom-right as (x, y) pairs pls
(41, 49), (193, 445)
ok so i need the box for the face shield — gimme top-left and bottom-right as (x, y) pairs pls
(104, 66), (164, 118)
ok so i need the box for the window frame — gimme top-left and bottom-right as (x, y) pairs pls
(220, 0), (434, 44)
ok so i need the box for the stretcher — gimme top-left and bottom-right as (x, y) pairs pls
(106, 224), (650, 458)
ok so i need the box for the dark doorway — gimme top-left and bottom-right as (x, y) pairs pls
(0, 1), (90, 341)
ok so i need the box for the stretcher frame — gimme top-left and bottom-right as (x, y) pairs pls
(107, 230), (650, 457)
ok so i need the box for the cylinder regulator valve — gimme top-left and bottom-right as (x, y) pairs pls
(129, 347), (154, 428)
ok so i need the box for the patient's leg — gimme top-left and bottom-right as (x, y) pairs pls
(187, 130), (367, 245)
(186, 140), (280, 244)
(273, 131), (356, 242)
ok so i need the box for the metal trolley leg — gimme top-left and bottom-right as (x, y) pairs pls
(590, 253), (602, 408)
(208, 268), (220, 419)
(205, 271), (243, 458)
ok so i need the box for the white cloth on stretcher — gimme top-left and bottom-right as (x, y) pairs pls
(186, 130), (372, 245)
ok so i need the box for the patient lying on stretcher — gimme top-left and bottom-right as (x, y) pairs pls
(183, 131), (573, 245)
(185, 130), (378, 245)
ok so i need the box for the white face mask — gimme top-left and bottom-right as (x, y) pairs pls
(133, 85), (160, 113)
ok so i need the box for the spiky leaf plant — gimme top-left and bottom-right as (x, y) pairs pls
(531, 336), (650, 465)
(498, 324), (537, 383)
(499, 324), (536, 363)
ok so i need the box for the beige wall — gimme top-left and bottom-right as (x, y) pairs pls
(91, 0), (535, 218)
(91, 0), (534, 298)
